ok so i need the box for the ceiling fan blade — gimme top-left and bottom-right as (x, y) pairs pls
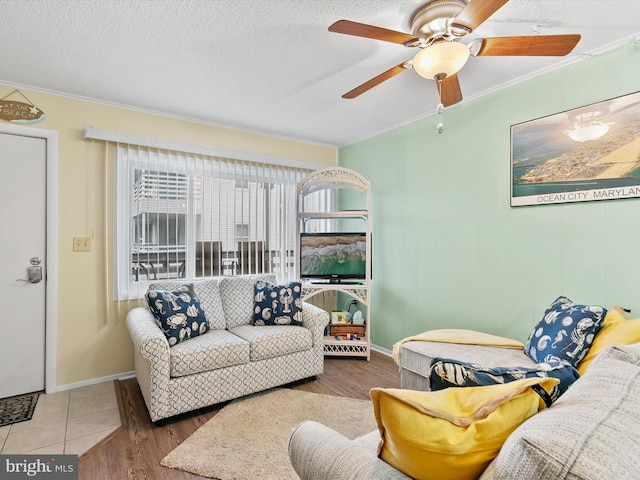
(342, 62), (410, 99)
(329, 20), (418, 46)
(438, 74), (463, 107)
(475, 34), (581, 56)
(451, 0), (510, 32)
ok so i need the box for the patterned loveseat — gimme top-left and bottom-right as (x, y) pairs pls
(126, 274), (329, 421)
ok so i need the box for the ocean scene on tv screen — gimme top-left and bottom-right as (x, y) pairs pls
(300, 235), (366, 277)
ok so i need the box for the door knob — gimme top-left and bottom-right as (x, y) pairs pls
(16, 257), (43, 284)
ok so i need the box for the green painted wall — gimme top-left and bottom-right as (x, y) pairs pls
(339, 42), (640, 350)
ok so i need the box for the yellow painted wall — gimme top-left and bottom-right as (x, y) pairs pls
(0, 84), (336, 388)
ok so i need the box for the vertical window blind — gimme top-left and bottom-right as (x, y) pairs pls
(113, 144), (334, 301)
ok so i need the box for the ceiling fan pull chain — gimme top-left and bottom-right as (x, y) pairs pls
(435, 74), (446, 112)
(435, 76), (445, 134)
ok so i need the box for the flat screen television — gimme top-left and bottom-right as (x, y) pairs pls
(299, 232), (367, 282)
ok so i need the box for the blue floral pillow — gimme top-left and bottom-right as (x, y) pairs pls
(145, 283), (209, 346)
(525, 296), (607, 368)
(253, 281), (303, 326)
(429, 357), (580, 403)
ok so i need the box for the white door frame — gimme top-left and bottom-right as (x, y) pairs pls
(0, 123), (58, 394)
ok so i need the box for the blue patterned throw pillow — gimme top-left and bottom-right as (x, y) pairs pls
(145, 283), (209, 346)
(429, 357), (580, 403)
(525, 296), (607, 368)
(253, 281), (303, 326)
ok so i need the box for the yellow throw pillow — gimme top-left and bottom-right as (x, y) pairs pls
(603, 306), (628, 326)
(370, 377), (558, 480)
(578, 312), (640, 375)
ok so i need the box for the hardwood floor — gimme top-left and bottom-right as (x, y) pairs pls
(78, 351), (400, 479)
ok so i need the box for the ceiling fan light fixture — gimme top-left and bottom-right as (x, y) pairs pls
(412, 41), (470, 80)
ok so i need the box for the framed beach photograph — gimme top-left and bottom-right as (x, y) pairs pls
(511, 91), (640, 207)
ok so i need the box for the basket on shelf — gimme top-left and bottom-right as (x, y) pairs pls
(329, 324), (365, 336)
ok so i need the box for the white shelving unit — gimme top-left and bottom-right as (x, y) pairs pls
(296, 167), (371, 360)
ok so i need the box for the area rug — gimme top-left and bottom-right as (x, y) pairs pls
(161, 388), (378, 480)
(0, 391), (41, 428)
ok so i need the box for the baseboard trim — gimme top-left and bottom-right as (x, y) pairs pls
(371, 344), (393, 358)
(56, 371), (136, 392)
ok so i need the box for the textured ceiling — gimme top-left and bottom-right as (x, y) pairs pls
(0, 0), (638, 147)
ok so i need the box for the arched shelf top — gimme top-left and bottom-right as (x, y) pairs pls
(298, 167), (370, 196)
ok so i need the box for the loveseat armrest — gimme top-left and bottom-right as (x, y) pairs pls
(126, 306), (172, 421)
(126, 306), (170, 365)
(301, 302), (330, 344)
(288, 421), (411, 480)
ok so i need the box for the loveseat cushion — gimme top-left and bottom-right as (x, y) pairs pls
(524, 296), (606, 367)
(150, 278), (226, 330)
(487, 344), (640, 480)
(229, 324), (313, 361)
(220, 274), (276, 328)
(169, 329), (250, 378)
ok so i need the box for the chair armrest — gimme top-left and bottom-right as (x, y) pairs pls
(288, 421), (411, 480)
(301, 302), (330, 346)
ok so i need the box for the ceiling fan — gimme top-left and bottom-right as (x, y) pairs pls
(329, 0), (581, 107)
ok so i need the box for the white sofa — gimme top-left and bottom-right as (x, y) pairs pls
(126, 274), (329, 421)
(288, 342), (640, 480)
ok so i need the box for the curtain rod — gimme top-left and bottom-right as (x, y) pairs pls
(83, 126), (328, 171)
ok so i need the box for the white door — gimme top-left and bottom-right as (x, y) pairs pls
(0, 131), (47, 398)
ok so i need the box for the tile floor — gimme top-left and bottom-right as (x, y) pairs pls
(0, 381), (121, 456)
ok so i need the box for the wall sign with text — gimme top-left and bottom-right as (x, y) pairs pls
(0, 89), (45, 124)
(511, 91), (640, 206)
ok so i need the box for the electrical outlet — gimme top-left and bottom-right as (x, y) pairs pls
(73, 237), (92, 252)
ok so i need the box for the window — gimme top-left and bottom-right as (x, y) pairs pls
(115, 146), (333, 300)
